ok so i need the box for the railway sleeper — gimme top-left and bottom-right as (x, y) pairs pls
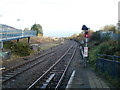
(40, 74), (56, 89)
(50, 72), (63, 74)
(4, 73), (14, 76)
(51, 70), (64, 72)
(3, 74), (12, 77)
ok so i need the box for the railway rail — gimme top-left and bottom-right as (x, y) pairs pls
(1, 42), (70, 84)
(2, 41), (74, 88)
(2, 42), (64, 73)
(27, 44), (76, 89)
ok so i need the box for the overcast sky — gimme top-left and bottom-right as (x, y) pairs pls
(0, 0), (119, 37)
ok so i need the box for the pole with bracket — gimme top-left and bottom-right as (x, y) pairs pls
(28, 37), (30, 44)
(0, 41), (3, 50)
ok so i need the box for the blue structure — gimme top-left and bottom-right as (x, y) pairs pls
(0, 24), (36, 49)
(96, 54), (120, 79)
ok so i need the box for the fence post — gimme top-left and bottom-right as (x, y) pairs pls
(96, 54), (98, 70)
(112, 56), (116, 78)
(102, 59), (104, 72)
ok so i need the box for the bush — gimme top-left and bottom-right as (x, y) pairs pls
(4, 41), (33, 56)
(89, 45), (100, 67)
(101, 33), (111, 42)
(90, 31), (101, 42)
(99, 41), (118, 55)
(89, 40), (120, 66)
(4, 41), (14, 49)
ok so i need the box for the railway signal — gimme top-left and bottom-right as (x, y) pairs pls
(84, 31), (89, 38)
(82, 25), (89, 30)
(81, 25), (90, 66)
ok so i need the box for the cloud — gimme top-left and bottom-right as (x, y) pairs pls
(0, 0), (119, 37)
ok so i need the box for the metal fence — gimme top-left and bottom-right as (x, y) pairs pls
(0, 27), (36, 41)
(111, 33), (119, 40)
(96, 54), (120, 79)
(100, 31), (119, 41)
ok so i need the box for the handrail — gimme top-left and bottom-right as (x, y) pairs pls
(98, 57), (120, 63)
(97, 54), (120, 58)
(96, 54), (120, 79)
(0, 28), (36, 41)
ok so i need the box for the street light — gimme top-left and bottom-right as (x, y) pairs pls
(17, 19), (24, 37)
(0, 15), (3, 50)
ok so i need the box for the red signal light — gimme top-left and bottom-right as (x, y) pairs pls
(84, 31), (89, 38)
(85, 34), (89, 38)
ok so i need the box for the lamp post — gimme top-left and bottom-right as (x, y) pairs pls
(0, 15), (3, 50)
(17, 19), (24, 37)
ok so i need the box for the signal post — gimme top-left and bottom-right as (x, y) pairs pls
(82, 25), (89, 66)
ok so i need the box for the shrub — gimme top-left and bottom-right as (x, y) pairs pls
(89, 40), (120, 66)
(89, 46), (100, 67)
(4, 41), (33, 57)
(99, 41), (118, 55)
(90, 31), (101, 42)
(4, 41), (14, 49)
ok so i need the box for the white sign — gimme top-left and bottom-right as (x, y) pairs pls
(84, 47), (88, 57)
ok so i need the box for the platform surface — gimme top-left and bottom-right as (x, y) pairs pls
(66, 60), (110, 89)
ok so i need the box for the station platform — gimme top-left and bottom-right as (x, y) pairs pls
(66, 60), (110, 89)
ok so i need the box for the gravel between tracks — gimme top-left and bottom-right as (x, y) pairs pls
(60, 42), (81, 88)
(2, 40), (73, 88)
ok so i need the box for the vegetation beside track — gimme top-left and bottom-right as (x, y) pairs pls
(88, 37), (120, 88)
(4, 41), (33, 57)
(3, 37), (63, 57)
(2, 37), (64, 66)
(88, 31), (120, 88)
(88, 40), (120, 67)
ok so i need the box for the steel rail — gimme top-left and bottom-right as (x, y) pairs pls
(2, 42), (68, 74)
(2, 43), (70, 84)
(27, 45), (73, 90)
(55, 45), (77, 89)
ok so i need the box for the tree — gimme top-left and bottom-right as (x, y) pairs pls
(31, 24), (43, 36)
(102, 25), (116, 33)
(24, 28), (29, 30)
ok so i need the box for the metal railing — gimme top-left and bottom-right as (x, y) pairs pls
(0, 27), (36, 41)
(96, 54), (120, 79)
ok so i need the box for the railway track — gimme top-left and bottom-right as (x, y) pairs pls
(2, 41), (68, 73)
(27, 44), (77, 89)
(1, 41), (73, 86)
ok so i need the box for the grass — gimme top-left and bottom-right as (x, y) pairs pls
(39, 43), (59, 50)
